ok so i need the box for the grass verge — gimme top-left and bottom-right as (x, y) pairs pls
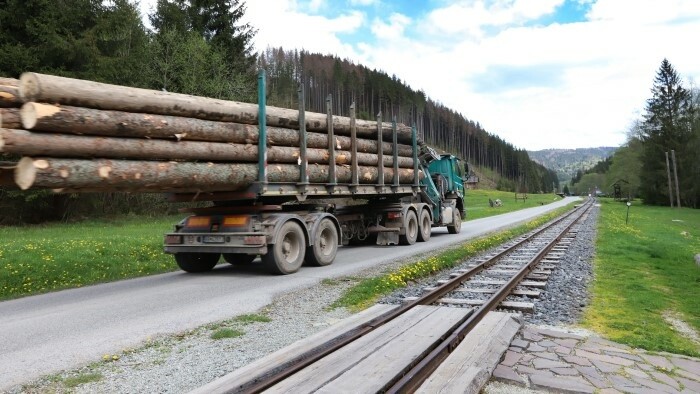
(465, 189), (564, 221)
(332, 203), (577, 312)
(210, 328), (245, 340)
(581, 199), (700, 357)
(63, 372), (103, 388)
(0, 215), (183, 300)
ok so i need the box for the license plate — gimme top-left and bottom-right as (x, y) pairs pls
(203, 235), (225, 243)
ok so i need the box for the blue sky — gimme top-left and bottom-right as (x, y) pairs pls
(140, 0), (700, 150)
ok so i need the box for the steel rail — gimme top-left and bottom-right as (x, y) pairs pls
(228, 200), (591, 393)
(385, 200), (594, 393)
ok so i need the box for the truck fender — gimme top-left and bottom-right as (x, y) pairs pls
(303, 213), (342, 246)
(262, 214), (310, 246)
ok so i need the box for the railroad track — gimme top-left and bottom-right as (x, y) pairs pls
(193, 199), (594, 394)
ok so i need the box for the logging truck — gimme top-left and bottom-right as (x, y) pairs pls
(1, 71), (467, 275)
(163, 72), (467, 274)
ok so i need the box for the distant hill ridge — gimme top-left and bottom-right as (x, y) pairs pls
(527, 147), (617, 183)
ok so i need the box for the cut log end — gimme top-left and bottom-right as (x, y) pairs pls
(16, 157), (38, 190)
(21, 102), (60, 129)
(19, 72), (40, 102)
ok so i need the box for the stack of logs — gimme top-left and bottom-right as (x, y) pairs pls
(0, 73), (420, 195)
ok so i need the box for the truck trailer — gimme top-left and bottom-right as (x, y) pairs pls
(163, 72), (467, 275)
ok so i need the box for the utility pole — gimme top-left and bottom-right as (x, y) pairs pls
(671, 150), (681, 208)
(665, 151), (674, 207)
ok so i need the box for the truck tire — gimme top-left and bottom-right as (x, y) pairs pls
(399, 210), (418, 245)
(417, 209), (432, 242)
(447, 209), (462, 234)
(174, 253), (220, 273)
(223, 253), (256, 265)
(306, 218), (338, 266)
(262, 221), (306, 274)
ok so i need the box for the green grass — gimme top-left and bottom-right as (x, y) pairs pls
(234, 313), (272, 324)
(210, 328), (244, 340)
(63, 372), (103, 388)
(465, 189), (564, 220)
(0, 215), (183, 300)
(333, 203), (576, 311)
(582, 199), (700, 357)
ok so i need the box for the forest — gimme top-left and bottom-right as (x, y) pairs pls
(569, 59), (700, 208)
(0, 0), (557, 224)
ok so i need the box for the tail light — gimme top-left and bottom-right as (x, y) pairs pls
(387, 212), (401, 220)
(186, 216), (210, 228)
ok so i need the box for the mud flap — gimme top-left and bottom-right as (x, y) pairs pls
(377, 232), (399, 246)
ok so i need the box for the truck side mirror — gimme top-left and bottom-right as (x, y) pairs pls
(464, 162), (469, 175)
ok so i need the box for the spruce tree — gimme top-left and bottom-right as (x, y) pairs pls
(639, 59), (692, 205)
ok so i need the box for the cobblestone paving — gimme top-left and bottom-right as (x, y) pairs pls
(492, 325), (700, 393)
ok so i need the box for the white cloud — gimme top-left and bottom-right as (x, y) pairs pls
(243, 0), (363, 58)
(423, 0), (563, 39)
(370, 13), (411, 40)
(353, 0), (700, 149)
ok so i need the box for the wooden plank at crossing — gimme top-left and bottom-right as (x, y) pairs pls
(416, 312), (522, 394)
(266, 305), (470, 393)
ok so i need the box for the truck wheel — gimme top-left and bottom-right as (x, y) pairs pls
(306, 218), (338, 266)
(399, 210), (418, 245)
(223, 253), (256, 265)
(174, 253), (220, 273)
(447, 209), (462, 234)
(262, 221), (306, 274)
(417, 209), (432, 242)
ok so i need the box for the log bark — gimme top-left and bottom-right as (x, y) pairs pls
(0, 129), (414, 167)
(19, 73), (416, 143)
(16, 157), (418, 192)
(0, 108), (22, 129)
(0, 85), (21, 108)
(20, 103), (415, 156)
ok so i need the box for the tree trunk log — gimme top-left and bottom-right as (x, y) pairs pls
(19, 73), (415, 143)
(16, 157), (418, 192)
(0, 85), (21, 108)
(0, 129), (414, 168)
(0, 108), (22, 129)
(20, 103), (415, 156)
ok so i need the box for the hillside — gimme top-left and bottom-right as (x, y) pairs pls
(528, 147), (617, 183)
(259, 49), (559, 194)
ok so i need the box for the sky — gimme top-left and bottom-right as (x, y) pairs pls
(138, 0), (700, 151)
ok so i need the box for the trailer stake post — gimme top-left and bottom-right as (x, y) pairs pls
(350, 102), (358, 190)
(257, 69), (267, 186)
(412, 125), (419, 188)
(376, 112), (384, 190)
(392, 116), (399, 189)
(326, 94), (337, 191)
(298, 85), (308, 187)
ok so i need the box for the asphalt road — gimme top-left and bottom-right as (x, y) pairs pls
(0, 197), (579, 389)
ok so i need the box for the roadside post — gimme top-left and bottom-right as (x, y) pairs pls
(626, 201), (631, 224)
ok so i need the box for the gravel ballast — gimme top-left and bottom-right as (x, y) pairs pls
(10, 205), (598, 393)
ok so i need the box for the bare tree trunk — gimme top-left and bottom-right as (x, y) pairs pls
(19, 73), (416, 143)
(0, 129), (414, 167)
(20, 103), (415, 156)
